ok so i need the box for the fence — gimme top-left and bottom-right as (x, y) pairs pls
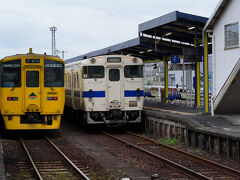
(144, 86), (208, 107)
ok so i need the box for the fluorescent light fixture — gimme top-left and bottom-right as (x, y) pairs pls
(147, 49), (153, 52)
(188, 26), (195, 30)
(164, 32), (172, 36)
(139, 51), (144, 54)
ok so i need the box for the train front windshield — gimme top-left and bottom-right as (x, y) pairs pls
(1, 59), (21, 87)
(44, 59), (64, 87)
(83, 66), (104, 78)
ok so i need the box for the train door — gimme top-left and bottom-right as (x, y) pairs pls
(24, 69), (41, 111)
(107, 67), (122, 108)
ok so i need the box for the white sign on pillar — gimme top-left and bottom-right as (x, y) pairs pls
(186, 67), (192, 90)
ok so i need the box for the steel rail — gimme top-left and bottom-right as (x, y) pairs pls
(126, 131), (240, 178)
(45, 136), (90, 180)
(102, 132), (211, 180)
(20, 137), (43, 180)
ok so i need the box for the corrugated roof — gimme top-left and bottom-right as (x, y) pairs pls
(65, 36), (191, 64)
(65, 38), (140, 64)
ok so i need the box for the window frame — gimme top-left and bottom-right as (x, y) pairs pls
(107, 57), (121, 63)
(76, 72), (79, 88)
(109, 69), (120, 81)
(82, 66), (105, 79)
(26, 70), (39, 87)
(44, 59), (64, 87)
(2, 59), (21, 88)
(124, 65), (143, 78)
(66, 73), (69, 88)
(225, 22), (239, 49)
(72, 73), (76, 88)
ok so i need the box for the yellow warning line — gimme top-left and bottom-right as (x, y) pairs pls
(144, 106), (197, 116)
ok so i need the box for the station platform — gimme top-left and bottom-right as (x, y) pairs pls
(144, 99), (240, 141)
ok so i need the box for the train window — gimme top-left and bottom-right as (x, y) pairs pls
(64, 74), (67, 87)
(68, 74), (70, 88)
(66, 74), (69, 88)
(2, 59), (21, 87)
(124, 65), (143, 78)
(76, 73), (79, 88)
(66, 73), (69, 88)
(82, 66), (104, 79)
(44, 60), (64, 87)
(109, 69), (120, 81)
(72, 73), (76, 88)
(26, 71), (39, 87)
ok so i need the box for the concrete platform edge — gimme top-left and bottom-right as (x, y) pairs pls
(144, 109), (240, 140)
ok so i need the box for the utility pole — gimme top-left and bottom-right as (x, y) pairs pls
(56, 50), (67, 59)
(61, 50), (67, 59)
(49, 26), (57, 55)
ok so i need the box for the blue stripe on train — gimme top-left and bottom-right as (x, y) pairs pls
(82, 90), (144, 98)
(124, 90), (144, 97)
(82, 91), (105, 98)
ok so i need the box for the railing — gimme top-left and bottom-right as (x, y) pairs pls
(144, 87), (211, 108)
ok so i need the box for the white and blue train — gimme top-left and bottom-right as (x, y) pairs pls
(65, 55), (144, 126)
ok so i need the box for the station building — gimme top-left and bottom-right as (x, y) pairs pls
(204, 0), (240, 115)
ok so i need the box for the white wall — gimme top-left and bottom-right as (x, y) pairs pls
(213, 0), (240, 98)
(168, 70), (195, 89)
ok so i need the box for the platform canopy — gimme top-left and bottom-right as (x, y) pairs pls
(65, 11), (208, 64)
(66, 36), (191, 64)
(139, 11), (208, 45)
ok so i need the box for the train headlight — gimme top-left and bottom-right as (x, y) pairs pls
(129, 101), (137, 107)
(90, 58), (96, 64)
(47, 97), (58, 101)
(133, 57), (138, 63)
(7, 97), (18, 101)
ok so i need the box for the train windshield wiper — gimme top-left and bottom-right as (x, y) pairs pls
(11, 84), (17, 91)
(46, 80), (54, 90)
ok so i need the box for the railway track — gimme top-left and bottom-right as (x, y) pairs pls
(20, 137), (90, 180)
(103, 131), (240, 180)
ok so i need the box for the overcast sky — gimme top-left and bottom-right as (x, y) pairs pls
(0, 0), (220, 60)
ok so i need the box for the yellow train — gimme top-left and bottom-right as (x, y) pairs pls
(0, 49), (65, 130)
